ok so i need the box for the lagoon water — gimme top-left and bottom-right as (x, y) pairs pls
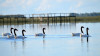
(0, 22), (100, 56)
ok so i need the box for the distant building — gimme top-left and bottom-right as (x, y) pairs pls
(69, 13), (77, 17)
(0, 15), (25, 18)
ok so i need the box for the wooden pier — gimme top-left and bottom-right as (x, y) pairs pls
(0, 13), (76, 24)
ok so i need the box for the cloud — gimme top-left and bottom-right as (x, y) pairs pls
(0, 0), (37, 14)
(68, 1), (83, 13)
(77, 1), (83, 8)
(27, 0), (33, 6)
(1, 0), (14, 7)
(56, 0), (63, 2)
(0, 0), (100, 14)
(35, 0), (52, 12)
(0, 0), (36, 7)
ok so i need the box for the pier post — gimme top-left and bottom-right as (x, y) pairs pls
(60, 13), (62, 23)
(56, 13), (57, 23)
(47, 14), (49, 26)
(66, 13), (68, 22)
(22, 17), (23, 24)
(7, 17), (8, 24)
(64, 13), (65, 23)
(16, 17), (18, 24)
(2, 18), (4, 26)
(24, 17), (26, 24)
(54, 13), (55, 23)
(44, 14), (45, 22)
(69, 16), (70, 22)
(47, 14), (49, 23)
(32, 14), (34, 22)
(10, 17), (11, 25)
(75, 16), (76, 23)
(51, 14), (53, 23)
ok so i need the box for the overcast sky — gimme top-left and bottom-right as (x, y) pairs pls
(0, 0), (100, 15)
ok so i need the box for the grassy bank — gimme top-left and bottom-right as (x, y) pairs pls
(76, 16), (100, 21)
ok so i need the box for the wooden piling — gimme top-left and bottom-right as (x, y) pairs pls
(10, 17), (11, 25)
(66, 13), (68, 22)
(7, 17), (8, 24)
(44, 14), (45, 22)
(17, 18), (18, 24)
(60, 13), (62, 23)
(0, 18), (4, 24)
(75, 16), (76, 23)
(25, 17), (26, 24)
(3, 18), (4, 24)
(47, 14), (49, 23)
(47, 14), (49, 26)
(54, 13), (55, 23)
(56, 16), (57, 23)
(15, 17), (18, 24)
(22, 17), (23, 24)
(32, 14), (34, 22)
(69, 16), (70, 22)
(0, 13), (78, 24)
(51, 14), (53, 23)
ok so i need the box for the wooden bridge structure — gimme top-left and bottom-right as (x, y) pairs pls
(0, 13), (76, 24)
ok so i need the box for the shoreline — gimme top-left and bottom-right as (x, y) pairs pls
(0, 16), (100, 24)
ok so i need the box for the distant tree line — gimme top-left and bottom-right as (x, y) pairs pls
(0, 15), (25, 18)
(0, 12), (100, 18)
(69, 12), (100, 17)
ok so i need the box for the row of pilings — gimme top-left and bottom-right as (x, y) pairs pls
(0, 13), (76, 24)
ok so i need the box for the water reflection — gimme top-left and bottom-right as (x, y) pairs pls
(47, 22), (49, 28)
(22, 39), (25, 56)
(87, 37), (89, 53)
(14, 40), (17, 56)
(81, 37), (89, 55)
(81, 37), (89, 46)
(87, 37), (89, 43)
(0, 21), (100, 56)
(0, 21), (78, 39)
(43, 36), (45, 49)
(9, 39), (25, 56)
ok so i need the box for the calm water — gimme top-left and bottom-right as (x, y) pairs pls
(0, 22), (100, 56)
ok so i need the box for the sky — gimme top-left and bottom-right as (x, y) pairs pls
(0, 0), (100, 15)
